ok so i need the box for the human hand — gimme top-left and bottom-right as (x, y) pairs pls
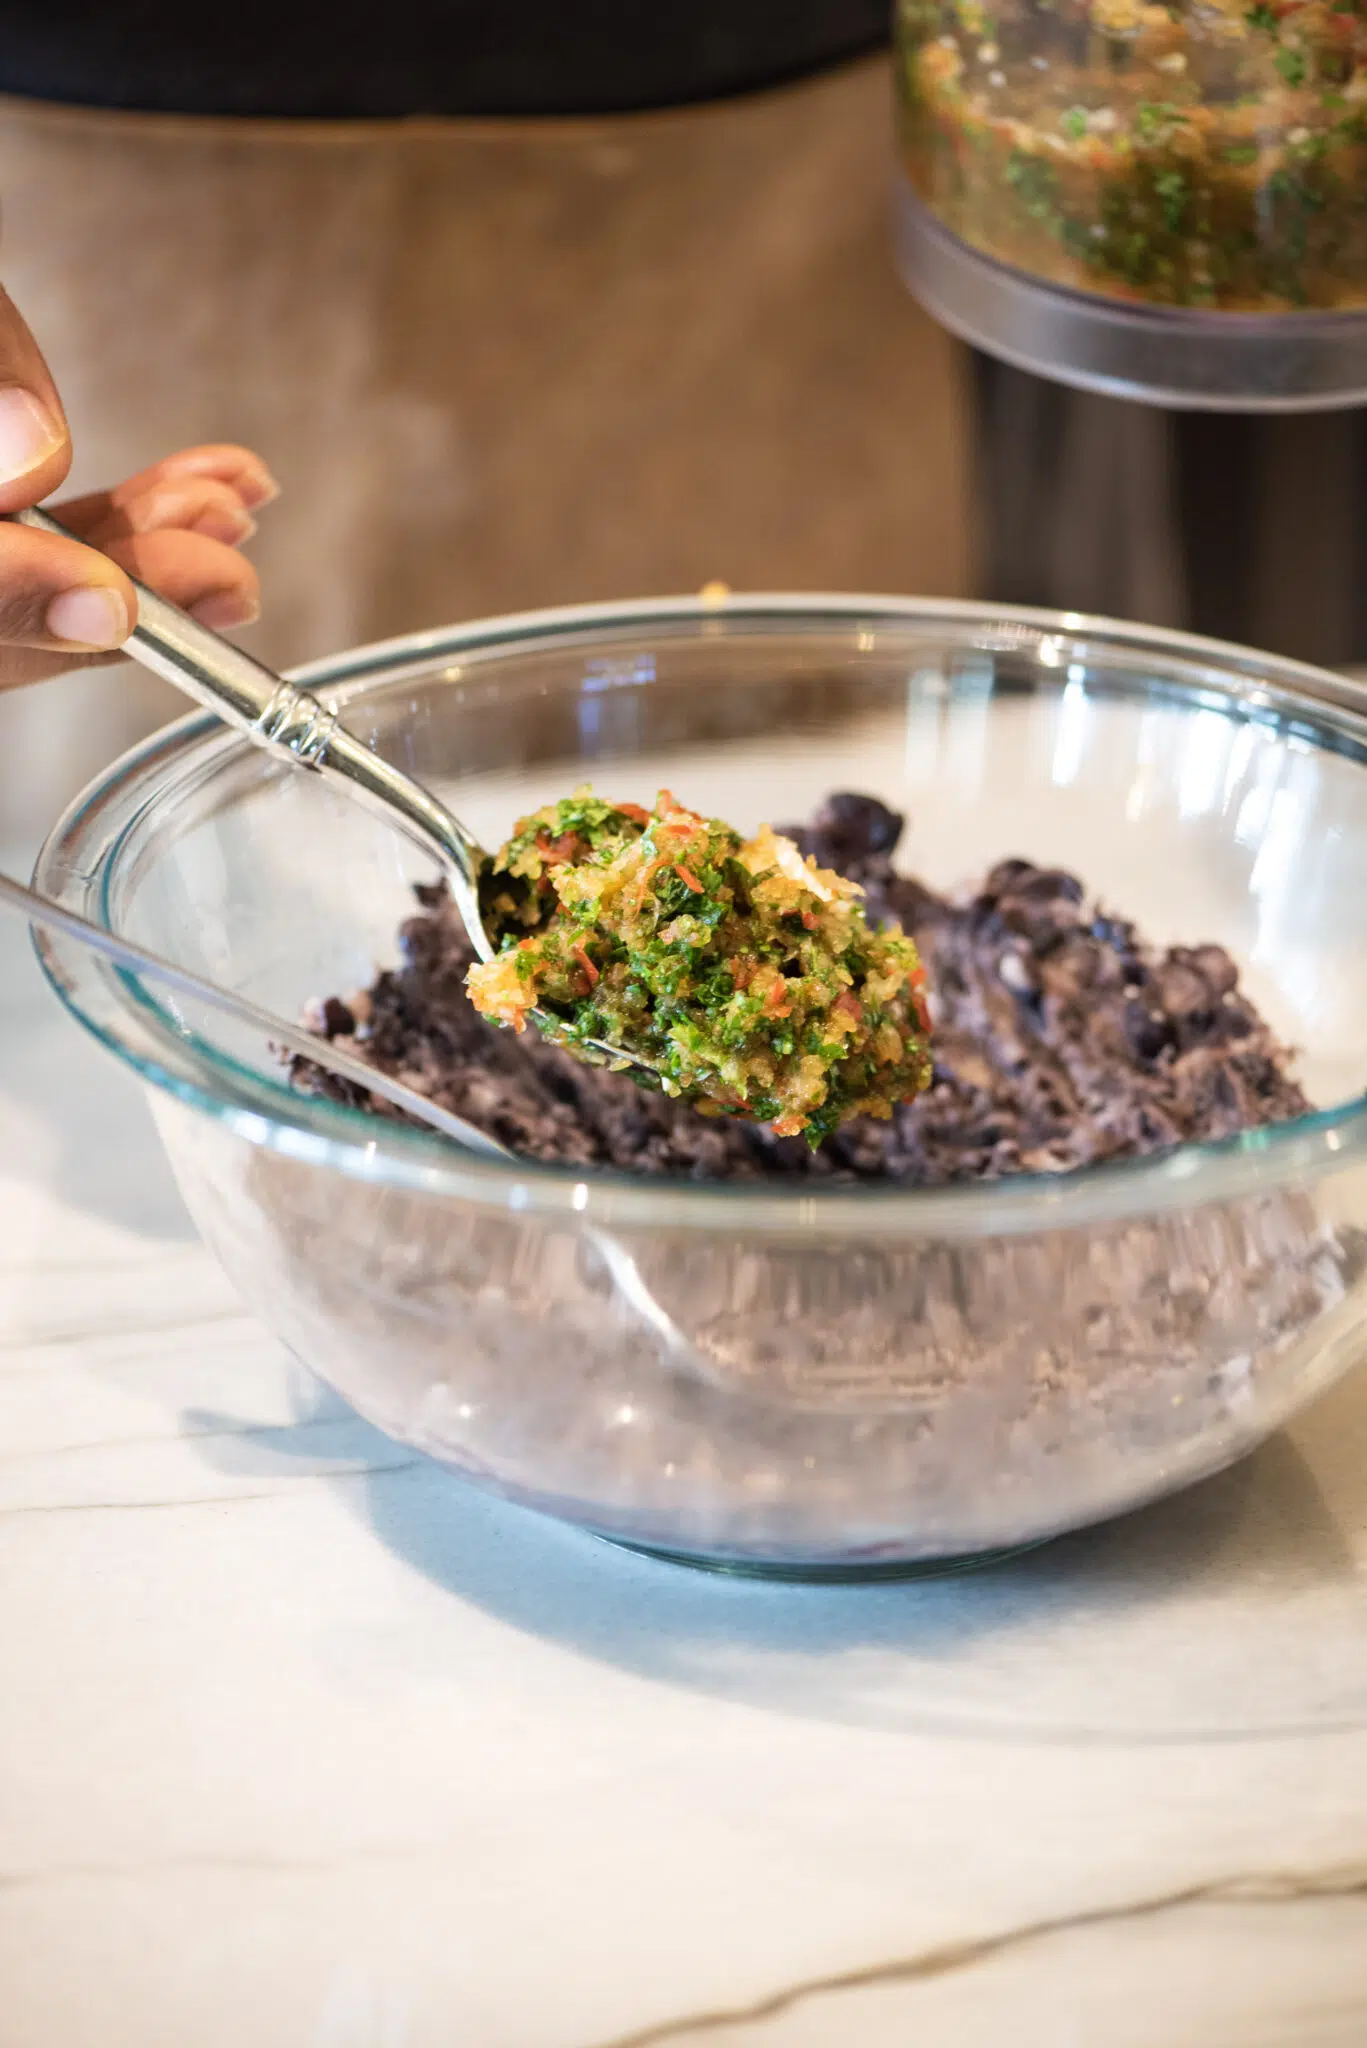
(0, 283), (274, 693)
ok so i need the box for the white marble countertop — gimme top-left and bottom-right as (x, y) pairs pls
(3, 845), (1367, 2048)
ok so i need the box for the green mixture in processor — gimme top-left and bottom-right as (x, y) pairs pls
(466, 789), (934, 1143)
(897, 0), (1367, 310)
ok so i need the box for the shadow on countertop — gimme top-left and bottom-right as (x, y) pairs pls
(183, 1364), (1367, 1748)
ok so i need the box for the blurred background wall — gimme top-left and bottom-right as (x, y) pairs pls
(0, 55), (968, 841)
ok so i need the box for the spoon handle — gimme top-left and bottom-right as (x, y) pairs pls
(11, 507), (663, 1082)
(0, 867), (504, 1157)
(9, 506), (491, 957)
(15, 502), (342, 752)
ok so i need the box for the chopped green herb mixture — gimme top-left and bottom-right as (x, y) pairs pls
(897, 0), (1367, 311)
(465, 788), (933, 1142)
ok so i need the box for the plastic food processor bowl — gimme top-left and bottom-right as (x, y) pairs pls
(33, 595), (1367, 1576)
(892, 0), (1367, 409)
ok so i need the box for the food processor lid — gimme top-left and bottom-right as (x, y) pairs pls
(0, 0), (889, 119)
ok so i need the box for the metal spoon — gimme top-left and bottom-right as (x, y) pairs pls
(10, 504), (662, 1085)
(0, 866), (505, 1153)
(1, 868), (685, 1350)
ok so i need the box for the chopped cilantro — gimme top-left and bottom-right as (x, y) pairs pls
(1154, 168), (1189, 232)
(1005, 149), (1059, 223)
(1134, 101), (1187, 143)
(1275, 45), (1309, 88)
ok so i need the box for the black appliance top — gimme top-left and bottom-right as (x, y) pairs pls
(0, 2), (890, 119)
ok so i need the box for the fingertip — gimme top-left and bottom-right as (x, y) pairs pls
(189, 586), (262, 630)
(0, 523), (136, 653)
(132, 483), (257, 547)
(193, 504), (258, 546)
(157, 444), (280, 509)
(100, 527), (261, 626)
(239, 468), (279, 510)
(45, 580), (133, 652)
(0, 386), (71, 511)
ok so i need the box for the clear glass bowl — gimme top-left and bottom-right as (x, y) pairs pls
(33, 596), (1367, 1577)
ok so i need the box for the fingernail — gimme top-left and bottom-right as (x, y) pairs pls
(190, 504), (257, 545)
(238, 467), (280, 510)
(46, 585), (131, 649)
(0, 386), (64, 481)
(190, 588), (260, 630)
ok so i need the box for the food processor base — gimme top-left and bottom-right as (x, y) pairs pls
(894, 180), (1367, 415)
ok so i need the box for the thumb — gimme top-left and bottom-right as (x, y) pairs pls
(0, 286), (72, 513)
(0, 522), (134, 655)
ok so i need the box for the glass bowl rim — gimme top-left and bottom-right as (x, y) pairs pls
(32, 589), (1367, 1238)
